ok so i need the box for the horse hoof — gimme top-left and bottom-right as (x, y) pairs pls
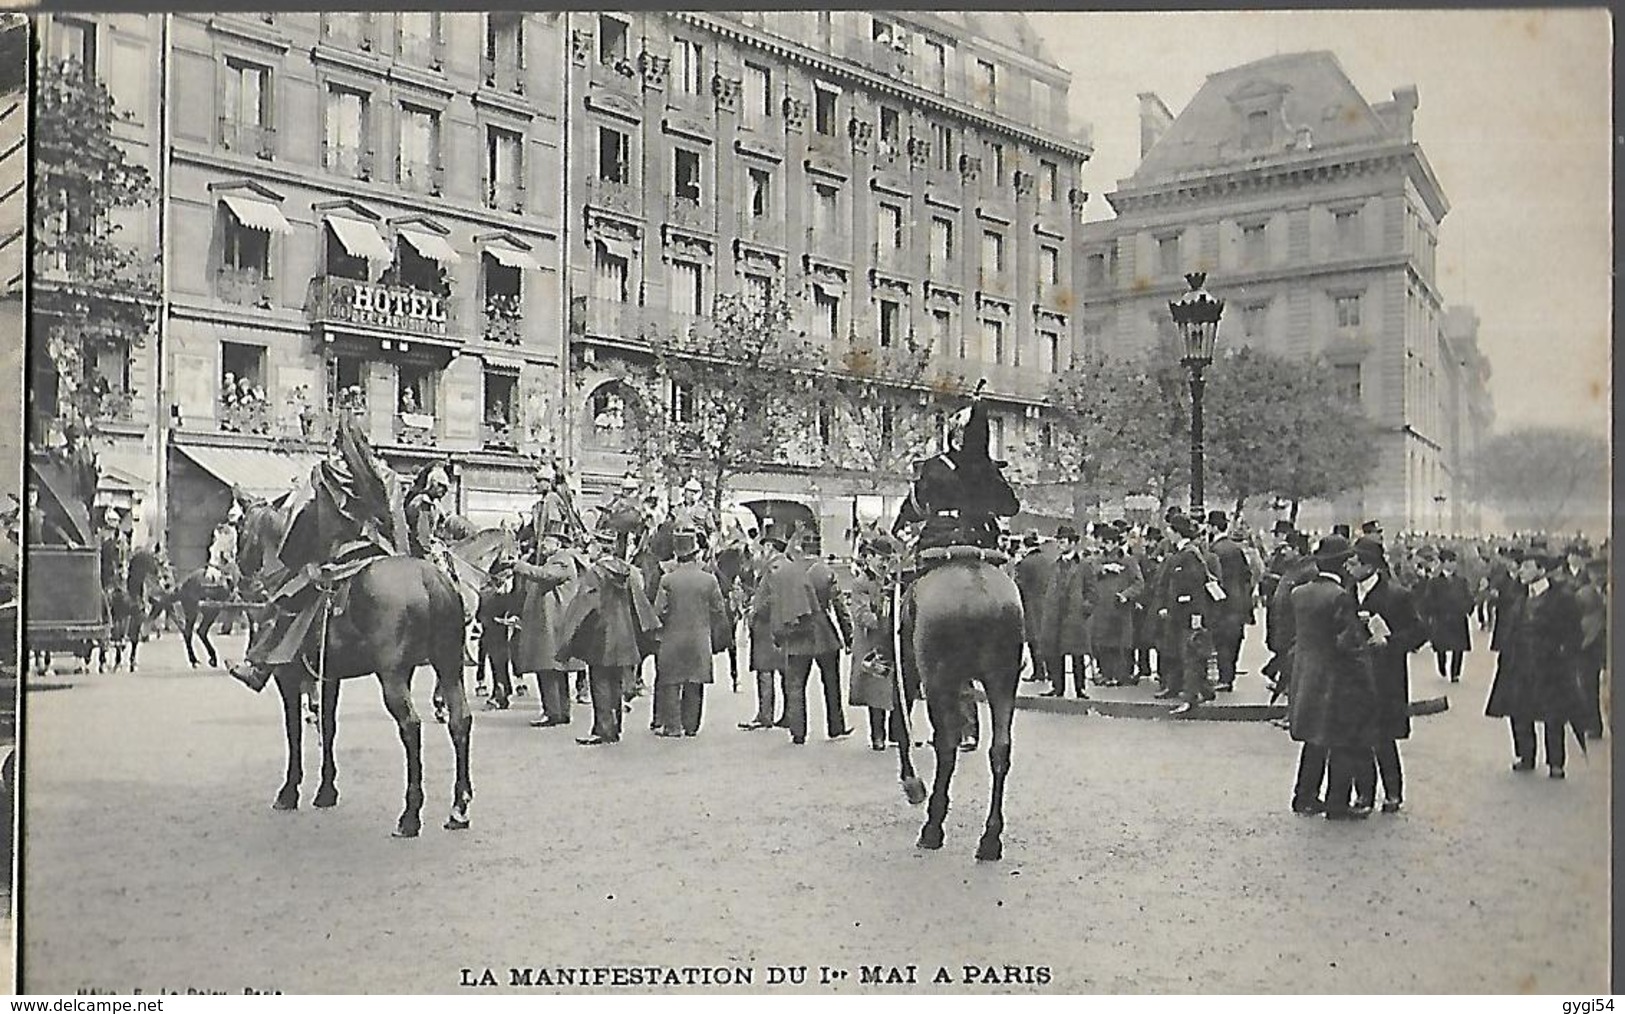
(392, 825), (420, 839)
(313, 789), (338, 809)
(975, 838), (1004, 862)
(902, 777), (928, 806)
(917, 827), (945, 851)
(272, 796), (298, 811)
(443, 817), (470, 831)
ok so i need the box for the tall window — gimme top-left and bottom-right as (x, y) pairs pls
(398, 104), (441, 194)
(53, 19), (97, 74)
(812, 288), (839, 341)
(878, 106), (901, 155)
(672, 38), (704, 96)
(220, 205), (271, 277)
(323, 85), (370, 179)
(598, 126), (629, 183)
(485, 126), (523, 210)
(673, 148), (702, 204)
(1157, 234), (1180, 276)
(748, 167), (771, 218)
(987, 141), (1005, 186)
(1038, 160), (1057, 202)
(482, 254), (522, 336)
(743, 272), (772, 308)
(397, 364), (438, 417)
(224, 59), (270, 129)
(924, 40), (947, 93)
(1335, 294), (1362, 329)
(743, 63), (771, 127)
(1031, 81), (1051, 125)
(221, 342), (267, 399)
(1334, 209), (1361, 253)
(877, 203), (903, 253)
(931, 122), (955, 172)
(1040, 245), (1059, 286)
(1086, 253), (1106, 288)
(878, 298), (901, 348)
(483, 370), (518, 438)
(931, 217), (953, 271)
(812, 183), (838, 234)
(598, 15), (629, 64)
(399, 12), (438, 66)
(981, 230), (1004, 277)
(1039, 331), (1059, 373)
(1244, 109), (1271, 149)
(975, 59), (996, 109)
(1242, 222), (1267, 267)
(930, 308), (951, 357)
(593, 242), (629, 302)
(484, 13), (523, 89)
(984, 318), (1005, 364)
(670, 260), (703, 316)
(1242, 302), (1268, 342)
(814, 83), (838, 136)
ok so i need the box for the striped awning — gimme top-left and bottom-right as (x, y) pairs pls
(221, 194), (294, 235)
(325, 217), (393, 263)
(175, 445), (319, 500)
(400, 228), (462, 265)
(484, 245), (540, 271)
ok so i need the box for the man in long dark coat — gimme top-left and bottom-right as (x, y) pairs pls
(1206, 510), (1255, 692)
(1574, 557), (1608, 739)
(739, 528), (794, 731)
(1130, 526), (1167, 684)
(780, 529), (853, 742)
(1485, 552), (1587, 778)
(475, 555), (520, 709)
(1037, 525), (1095, 699)
(1089, 527), (1144, 687)
(1285, 536), (1380, 819)
(1418, 547), (1474, 682)
(1013, 533), (1059, 685)
(556, 527), (659, 746)
(756, 530), (824, 745)
(1264, 531), (1315, 699)
(1158, 513), (1219, 715)
(510, 520), (587, 728)
(650, 529), (730, 737)
(1346, 537), (1429, 812)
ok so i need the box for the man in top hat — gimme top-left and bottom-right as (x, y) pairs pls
(891, 381), (1019, 551)
(650, 529), (730, 737)
(1345, 536), (1429, 813)
(1089, 525), (1145, 687)
(1486, 551), (1587, 778)
(1130, 525), (1167, 683)
(509, 516), (589, 728)
(1013, 531), (1061, 685)
(1205, 510), (1255, 693)
(1264, 530), (1316, 702)
(555, 525), (660, 746)
(1331, 524), (1352, 540)
(739, 525), (797, 731)
(1156, 512), (1220, 714)
(1036, 524), (1096, 699)
(1283, 535), (1381, 818)
(1417, 547), (1474, 682)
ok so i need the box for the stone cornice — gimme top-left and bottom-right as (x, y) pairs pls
(672, 13), (1092, 163)
(1082, 254), (1414, 307)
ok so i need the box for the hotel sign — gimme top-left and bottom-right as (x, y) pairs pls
(321, 279), (449, 338)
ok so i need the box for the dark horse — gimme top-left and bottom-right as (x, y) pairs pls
(157, 566), (260, 669)
(98, 547), (167, 671)
(895, 555), (1025, 861)
(236, 495), (473, 838)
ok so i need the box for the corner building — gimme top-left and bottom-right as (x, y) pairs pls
(1079, 52), (1493, 533)
(562, 12), (1093, 546)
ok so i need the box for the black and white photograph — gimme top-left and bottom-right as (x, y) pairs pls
(8, 8), (1613, 995)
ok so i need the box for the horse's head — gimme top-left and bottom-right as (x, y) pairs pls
(235, 496), (288, 579)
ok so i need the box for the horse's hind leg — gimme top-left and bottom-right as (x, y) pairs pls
(198, 608), (221, 668)
(976, 669), (1018, 862)
(435, 651), (474, 831)
(918, 686), (963, 851)
(272, 667), (303, 810)
(379, 668), (424, 838)
(313, 676), (341, 809)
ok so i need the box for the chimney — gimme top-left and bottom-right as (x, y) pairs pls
(1138, 92), (1175, 158)
(1388, 86), (1418, 141)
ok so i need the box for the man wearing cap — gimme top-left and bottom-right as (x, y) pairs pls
(1284, 535), (1380, 818)
(780, 528), (854, 742)
(1417, 548), (1474, 682)
(1089, 526), (1144, 687)
(1157, 513), (1219, 714)
(849, 533), (902, 750)
(510, 520), (588, 728)
(1037, 525), (1096, 699)
(1206, 510), (1255, 693)
(474, 554), (521, 709)
(599, 472), (646, 560)
(650, 529), (730, 737)
(891, 382), (1019, 551)
(555, 526), (660, 746)
(1486, 552), (1586, 778)
(1346, 536), (1428, 813)
(739, 527), (796, 732)
(1360, 519), (1384, 545)
(1013, 532), (1060, 685)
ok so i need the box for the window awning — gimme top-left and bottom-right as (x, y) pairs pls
(325, 217), (393, 263)
(811, 278), (845, 298)
(484, 245), (541, 271)
(400, 228), (462, 266)
(594, 235), (633, 261)
(221, 194), (294, 235)
(176, 445), (320, 500)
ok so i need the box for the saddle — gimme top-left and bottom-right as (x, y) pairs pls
(915, 545), (1010, 573)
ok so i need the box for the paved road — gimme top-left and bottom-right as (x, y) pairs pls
(17, 625), (1610, 994)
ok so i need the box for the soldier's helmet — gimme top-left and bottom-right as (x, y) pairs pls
(945, 406), (971, 451)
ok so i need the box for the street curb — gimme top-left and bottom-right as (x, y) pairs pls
(1009, 692), (1451, 722)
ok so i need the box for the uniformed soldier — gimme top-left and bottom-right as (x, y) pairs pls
(891, 382), (1019, 551)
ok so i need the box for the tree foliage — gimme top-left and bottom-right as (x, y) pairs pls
(643, 294), (825, 515)
(1468, 426), (1609, 534)
(32, 58), (160, 440)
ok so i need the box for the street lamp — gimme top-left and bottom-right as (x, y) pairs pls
(1169, 272), (1225, 517)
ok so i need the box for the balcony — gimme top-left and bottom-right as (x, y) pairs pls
(485, 180), (526, 215)
(397, 157), (446, 197)
(585, 176), (639, 216)
(394, 412), (438, 447)
(571, 297), (682, 347)
(667, 194), (708, 232)
(218, 118), (277, 160)
(307, 276), (456, 342)
(323, 141), (374, 182)
(480, 419), (519, 451)
(219, 396), (272, 436)
(215, 267), (272, 308)
(481, 54), (525, 96)
(483, 294), (524, 346)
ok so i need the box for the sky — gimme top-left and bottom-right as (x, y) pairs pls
(1029, 9), (1613, 438)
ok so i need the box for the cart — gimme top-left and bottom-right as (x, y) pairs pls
(23, 545), (108, 670)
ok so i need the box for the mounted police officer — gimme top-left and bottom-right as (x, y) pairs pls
(891, 381), (1019, 551)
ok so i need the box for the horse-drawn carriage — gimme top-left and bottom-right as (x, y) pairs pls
(23, 544), (108, 670)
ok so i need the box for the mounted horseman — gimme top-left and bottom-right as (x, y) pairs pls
(886, 379), (1026, 861)
(403, 460), (455, 580)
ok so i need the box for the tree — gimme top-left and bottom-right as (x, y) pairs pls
(643, 294), (825, 518)
(32, 58), (160, 445)
(1468, 426), (1608, 535)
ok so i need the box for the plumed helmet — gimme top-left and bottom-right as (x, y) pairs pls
(425, 466), (450, 490)
(103, 508), (120, 528)
(683, 478), (703, 494)
(946, 406), (972, 448)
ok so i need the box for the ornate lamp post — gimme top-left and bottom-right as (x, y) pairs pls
(1168, 272), (1225, 517)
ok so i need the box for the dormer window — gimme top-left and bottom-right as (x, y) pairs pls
(1244, 109), (1272, 149)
